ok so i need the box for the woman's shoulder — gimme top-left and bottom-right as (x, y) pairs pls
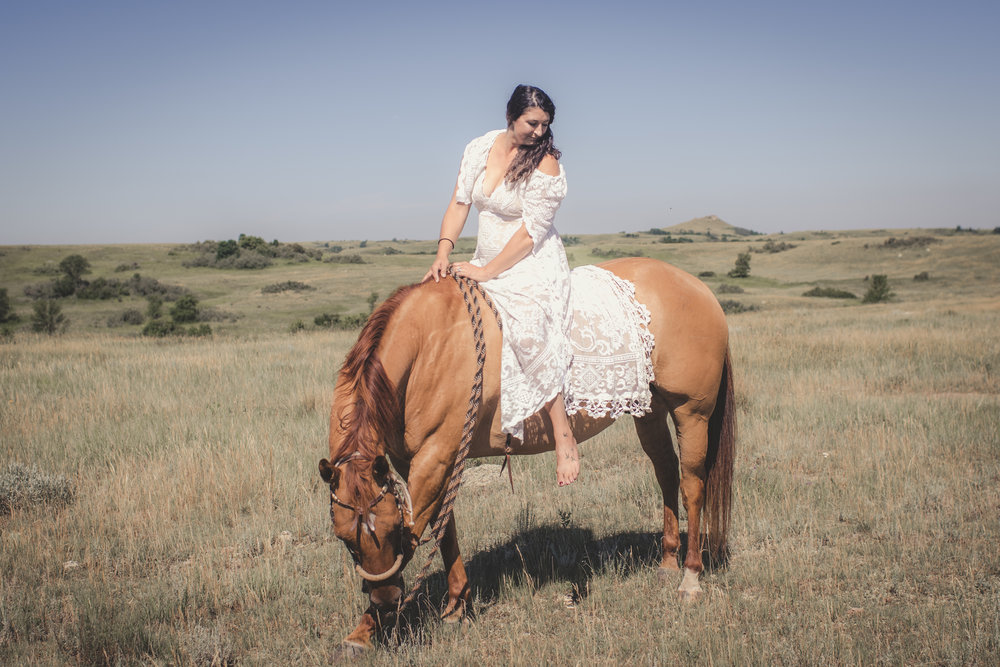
(537, 153), (560, 177)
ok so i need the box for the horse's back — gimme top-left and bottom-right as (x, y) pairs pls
(600, 258), (729, 411)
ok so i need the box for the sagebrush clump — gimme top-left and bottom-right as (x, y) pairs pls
(803, 286), (857, 299)
(0, 463), (75, 513)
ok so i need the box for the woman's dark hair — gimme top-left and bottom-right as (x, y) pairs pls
(505, 84), (561, 185)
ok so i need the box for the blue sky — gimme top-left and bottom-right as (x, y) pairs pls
(1, 0), (997, 244)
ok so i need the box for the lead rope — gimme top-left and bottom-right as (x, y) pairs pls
(396, 275), (501, 614)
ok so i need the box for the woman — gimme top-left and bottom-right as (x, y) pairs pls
(423, 84), (579, 486)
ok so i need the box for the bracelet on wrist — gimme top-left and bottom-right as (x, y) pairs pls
(438, 237), (455, 251)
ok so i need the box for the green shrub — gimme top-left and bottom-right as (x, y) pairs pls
(718, 299), (757, 314)
(238, 233), (269, 252)
(880, 236), (940, 249)
(107, 308), (145, 327)
(31, 299), (67, 334)
(913, 271), (930, 281)
(261, 281), (315, 294)
(146, 295), (163, 320)
(727, 251), (751, 278)
(314, 312), (368, 330)
(751, 239), (797, 254)
(22, 282), (55, 300)
(114, 262), (140, 272)
(717, 283), (744, 294)
(273, 243), (321, 261)
(0, 287), (12, 323)
(698, 271), (716, 278)
(76, 277), (128, 300)
(289, 320), (306, 333)
(170, 295), (200, 323)
(0, 463), (75, 513)
(561, 235), (581, 246)
(591, 248), (644, 259)
(324, 254), (365, 264)
(659, 235), (694, 244)
(314, 313), (336, 327)
(802, 286), (857, 299)
(225, 254), (272, 270)
(126, 274), (187, 299)
(142, 320), (177, 337)
(185, 324), (212, 337)
(862, 274), (894, 303)
(52, 274), (78, 297)
(216, 240), (239, 260)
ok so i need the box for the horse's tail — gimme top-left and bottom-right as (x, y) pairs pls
(704, 349), (736, 562)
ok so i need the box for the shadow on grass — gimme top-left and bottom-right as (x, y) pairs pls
(383, 525), (726, 648)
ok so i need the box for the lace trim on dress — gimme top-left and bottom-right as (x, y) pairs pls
(564, 265), (656, 420)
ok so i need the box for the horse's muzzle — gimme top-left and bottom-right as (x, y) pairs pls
(366, 581), (403, 612)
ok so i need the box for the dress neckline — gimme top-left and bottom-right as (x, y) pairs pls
(481, 130), (508, 198)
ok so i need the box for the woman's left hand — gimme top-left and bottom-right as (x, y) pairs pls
(450, 261), (491, 282)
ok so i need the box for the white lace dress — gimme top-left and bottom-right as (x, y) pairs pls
(454, 129), (573, 440)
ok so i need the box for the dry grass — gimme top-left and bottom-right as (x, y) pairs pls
(1, 228), (999, 664)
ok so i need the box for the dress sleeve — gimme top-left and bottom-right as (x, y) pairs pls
(454, 132), (495, 205)
(521, 166), (568, 252)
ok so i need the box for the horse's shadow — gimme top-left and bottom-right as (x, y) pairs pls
(386, 526), (725, 644)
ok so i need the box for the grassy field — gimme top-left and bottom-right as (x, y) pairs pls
(1, 225), (999, 664)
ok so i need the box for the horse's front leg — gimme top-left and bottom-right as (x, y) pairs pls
(336, 607), (379, 657)
(439, 514), (470, 623)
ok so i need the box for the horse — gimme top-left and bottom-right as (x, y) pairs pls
(318, 257), (736, 653)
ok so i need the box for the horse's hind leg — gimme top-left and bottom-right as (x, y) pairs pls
(633, 395), (682, 573)
(672, 408), (711, 601)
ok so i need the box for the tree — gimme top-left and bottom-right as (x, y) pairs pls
(367, 291), (379, 313)
(58, 254), (91, 282)
(728, 251), (751, 278)
(863, 275), (894, 304)
(170, 295), (200, 323)
(31, 300), (67, 334)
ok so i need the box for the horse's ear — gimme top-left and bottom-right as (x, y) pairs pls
(372, 455), (390, 480)
(318, 458), (337, 484)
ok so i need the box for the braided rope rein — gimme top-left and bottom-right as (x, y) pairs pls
(397, 274), (501, 613)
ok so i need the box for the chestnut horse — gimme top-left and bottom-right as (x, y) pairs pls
(318, 257), (735, 653)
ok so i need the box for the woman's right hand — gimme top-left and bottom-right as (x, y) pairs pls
(422, 252), (451, 283)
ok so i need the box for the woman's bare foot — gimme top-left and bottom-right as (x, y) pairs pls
(546, 393), (579, 486)
(555, 432), (579, 486)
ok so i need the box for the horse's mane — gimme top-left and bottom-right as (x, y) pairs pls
(332, 281), (423, 509)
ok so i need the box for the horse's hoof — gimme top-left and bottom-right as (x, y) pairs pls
(332, 641), (368, 661)
(677, 588), (703, 603)
(440, 600), (467, 625)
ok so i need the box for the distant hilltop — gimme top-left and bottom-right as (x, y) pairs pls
(661, 215), (761, 237)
